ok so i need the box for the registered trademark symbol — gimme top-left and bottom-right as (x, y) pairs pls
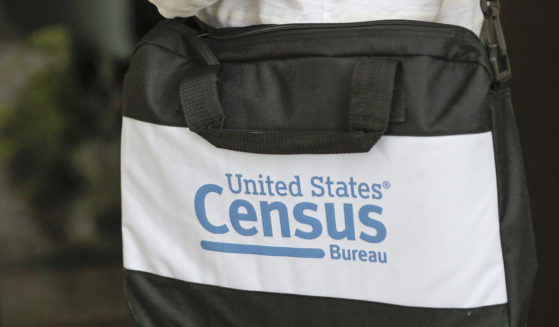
(382, 181), (391, 189)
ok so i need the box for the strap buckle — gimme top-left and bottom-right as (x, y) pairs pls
(481, 0), (511, 85)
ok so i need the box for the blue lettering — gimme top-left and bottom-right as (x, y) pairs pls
(311, 176), (324, 197)
(293, 202), (322, 240)
(359, 205), (386, 243)
(243, 179), (258, 195)
(330, 244), (341, 259)
(378, 252), (388, 263)
(229, 199), (258, 236)
(261, 201), (291, 237)
(358, 183), (370, 199)
(257, 174), (266, 195)
(335, 181), (349, 198)
(371, 183), (383, 200)
(226, 174), (242, 194)
(325, 203), (356, 240)
(325, 177), (335, 197)
(289, 176), (303, 197)
(194, 184), (229, 234)
(275, 181), (288, 196)
(358, 250), (367, 262)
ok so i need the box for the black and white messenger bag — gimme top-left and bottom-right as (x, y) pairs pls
(121, 1), (537, 326)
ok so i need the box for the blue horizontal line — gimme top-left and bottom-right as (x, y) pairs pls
(201, 241), (325, 259)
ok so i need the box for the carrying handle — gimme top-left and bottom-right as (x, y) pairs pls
(179, 54), (401, 155)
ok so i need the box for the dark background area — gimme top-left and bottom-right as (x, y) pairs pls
(501, 1), (559, 326)
(0, 0), (557, 326)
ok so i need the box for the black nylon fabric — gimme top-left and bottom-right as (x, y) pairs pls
(179, 64), (224, 132)
(123, 20), (492, 135)
(490, 89), (538, 327)
(125, 269), (509, 327)
(349, 58), (398, 132)
(195, 129), (384, 154)
(179, 57), (400, 154)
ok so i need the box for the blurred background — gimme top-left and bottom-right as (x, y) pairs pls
(0, 1), (161, 326)
(0, 0), (557, 326)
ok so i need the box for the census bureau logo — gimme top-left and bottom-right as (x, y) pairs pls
(193, 173), (390, 264)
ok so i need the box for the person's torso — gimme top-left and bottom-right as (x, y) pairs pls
(151, 0), (484, 35)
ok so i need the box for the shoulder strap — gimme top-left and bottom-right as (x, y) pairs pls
(480, 0), (511, 86)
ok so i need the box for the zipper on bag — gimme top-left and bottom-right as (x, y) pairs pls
(194, 19), (480, 41)
(183, 2), (510, 86)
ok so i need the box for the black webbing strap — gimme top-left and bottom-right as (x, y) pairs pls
(196, 130), (384, 155)
(179, 64), (224, 132)
(350, 58), (399, 132)
(180, 55), (401, 154)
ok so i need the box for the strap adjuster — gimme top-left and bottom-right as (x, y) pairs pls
(481, 0), (511, 85)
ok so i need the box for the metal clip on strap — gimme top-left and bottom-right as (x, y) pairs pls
(481, 0), (511, 85)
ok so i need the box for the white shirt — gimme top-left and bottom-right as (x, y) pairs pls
(148, 0), (484, 35)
